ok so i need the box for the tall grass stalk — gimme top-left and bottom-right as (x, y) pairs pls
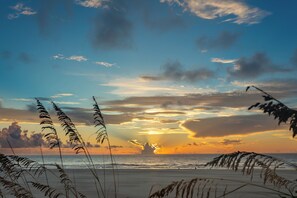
(39, 145), (49, 186)
(51, 101), (106, 197)
(36, 98), (64, 168)
(92, 96), (118, 198)
(6, 139), (33, 195)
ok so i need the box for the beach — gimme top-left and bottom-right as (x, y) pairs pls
(32, 169), (296, 198)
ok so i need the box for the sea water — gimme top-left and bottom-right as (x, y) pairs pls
(25, 153), (297, 170)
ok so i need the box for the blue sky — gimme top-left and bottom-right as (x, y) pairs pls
(1, 0), (297, 154)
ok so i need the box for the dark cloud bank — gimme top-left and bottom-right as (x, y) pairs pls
(0, 122), (45, 148)
(228, 53), (290, 79)
(141, 60), (215, 82)
(0, 122), (101, 149)
(92, 9), (133, 50)
(182, 114), (286, 138)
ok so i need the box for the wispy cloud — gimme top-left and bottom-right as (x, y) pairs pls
(102, 78), (180, 96)
(53, 54), (65, 60)
(51, 93), (74, 99)
(75, 0), (103, 8)
(211, 58), (237, 64)
(8, 3), (37, 20)
(11, 98), (34, 102)
(231, 79), (297, 96)
(52, 54), (87, 62)
(53, 101), (80, 105)
(53, 54), (116, 67)
(67, 56), (87, 62)
(161, 0), (270, 24)
(95, 61), (115, 67)
(220, 139), (242, 145)
(102, 77), (215, 96)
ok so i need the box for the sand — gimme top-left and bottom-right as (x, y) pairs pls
(28, 169), (296, 198)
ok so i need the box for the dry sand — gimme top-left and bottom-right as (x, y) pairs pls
(31, 169), (296, 198)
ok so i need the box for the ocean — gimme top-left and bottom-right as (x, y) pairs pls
(25, 153), (297, 170)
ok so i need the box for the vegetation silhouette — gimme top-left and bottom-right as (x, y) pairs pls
(246, 85), (297, 137)
(0, 97), (116, 198)
(0, 86), (297, 197)
(149, 86), (297, 198)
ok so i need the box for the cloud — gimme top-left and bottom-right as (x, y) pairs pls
(197, 31), (240, 50)
(140, 61), (215, 82)
(231, 79), (297, 100)
(103, 106), (146, 113)
(95, 61), (115, 67)
(36, 1), (73, 36)
(55, 106), (136, 125)
(36, 97), (52, 101)
(75, 0), (103, 8)
(0, 122), (45, 148)
(27, 103), (37, 113)
(102, 77), (213, 96)
(104, 92), (251, 109)
(128, 140), (157, 154)
(0, 102), (136, 126)
(211, 58), (237, 64)
(161, 0), (270, 24)
(53, 54), (64, 60)
(220, 139), (242, 145)
(67, 56), (87, 62)
(92, 9), (133, 50)
(228, 53), (290, 79)
(18, 52), (33, 64)
(109, 145), (123, 149)
(8, 3), (37, 20)
(128, 139), (143, 147)
(54, 54), (114, 67)
(53, 101), (80, 105)
(104, 84), (297, 111)
(182, 114), (285, 138)
(12, 98), (34, 102)
(53, 54), (87, 62)
(61, 140), (100, 148)
(86, 142), (100, 148)
(0, 51), (11, 60)
(51, 93), (74, 98)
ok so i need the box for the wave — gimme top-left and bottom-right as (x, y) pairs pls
(25, 154), (297, 170)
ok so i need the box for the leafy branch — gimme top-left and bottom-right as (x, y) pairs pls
(246, 85), (297, 137)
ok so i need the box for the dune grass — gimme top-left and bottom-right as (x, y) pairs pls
(0, 97), (116, 198)
(149, 86), (297, 198)
(1, 86), (297, 197)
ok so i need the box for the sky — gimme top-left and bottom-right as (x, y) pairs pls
(1, 0), (297, 155)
